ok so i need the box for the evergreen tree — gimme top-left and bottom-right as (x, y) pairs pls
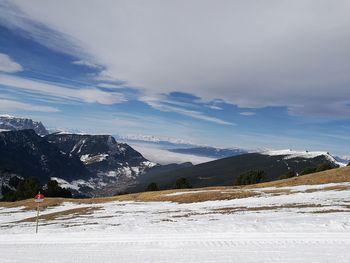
(43, 180), (72, 198)
(174, 177), (192, 189)
(278, 170), (296, 180)
(2, 177), (42, 201)
(145, 182), (159, 192)
(300, 167), (317, 175)
(234, 170), (266, 186)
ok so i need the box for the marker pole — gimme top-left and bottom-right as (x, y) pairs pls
(36, 202), (39, 234)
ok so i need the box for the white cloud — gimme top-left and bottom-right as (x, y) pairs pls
(239, 112), (256, 116)
(72, 60), (100, 69)
(143, 96), (234, 125)
(5, 0), (350, 117)
(0, 98), (59, 112)
(97, 83), (122, 89)
(0, 53), (23, 73)
(0, 74), (126, 105)
(208, 105), (223, 110)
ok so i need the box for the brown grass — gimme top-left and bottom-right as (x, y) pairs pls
(103, 188), (257, 204)
(1, 166), (349, 210)
(247, 166), (350, 189)
(17, 206), (101, 223)
(0, 188), (257, 210)
(310, 209), (349, 214)
(213, 203), (324, 214)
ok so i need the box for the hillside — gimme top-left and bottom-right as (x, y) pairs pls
(0, 130), (159, 197)
(0, 129), (90, 184)
(0, 167), (349, 262)
(2, 165), (349, 208)
(129, 151), (340, 192)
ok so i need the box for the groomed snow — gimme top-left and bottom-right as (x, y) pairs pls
(1, 183), (350, 262)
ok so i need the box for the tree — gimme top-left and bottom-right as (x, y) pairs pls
(315, 163), (334, 172)
(301, 163), (335, 176)
(146, 182), (159, 192)
(174, 177), (192, 189)
(300, 167), (317, 175)
(2, 177), (41, 201)
(234, 170), (266, 186)
(277, 170), (296, 180)
(43, 180), (72, 198)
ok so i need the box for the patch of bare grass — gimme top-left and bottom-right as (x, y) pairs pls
(17, 206), (101, 223)
(213, 203), (324, 214)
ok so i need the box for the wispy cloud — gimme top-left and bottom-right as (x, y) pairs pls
(7, 0), (350, 118)
(0, 98), (59, 112)
(0, 74), (126, 105)
(208, 105), (223, 110)
(143, 96), (234, 125)
(72, 60), (101, 69)
(0, 53), (23, 73)
(239, 112), (256, 116)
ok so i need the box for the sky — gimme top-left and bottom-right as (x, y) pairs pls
(0, 0), (350, 155)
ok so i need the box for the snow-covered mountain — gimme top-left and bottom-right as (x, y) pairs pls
(333, 155), (350, 166)
(0, 130), (90, 185)
(169, 146), (249, 159)
(0, 129), (158, 197)
(45, 133), (157, 196)
(0, 115), (48, 135)
(118, 134), (193, 145)
(261, 149), (348, 167)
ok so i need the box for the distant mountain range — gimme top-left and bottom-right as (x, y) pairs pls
(0, 115), (348, 197)
(0, 115), (48, 135)
(168, 146), (249, 158)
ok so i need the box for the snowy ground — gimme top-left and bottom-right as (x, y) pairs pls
(1, 183), (350, 262)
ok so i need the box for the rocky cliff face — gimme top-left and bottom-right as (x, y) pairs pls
(0, 115), (49, 135)
(0, 130), (90, 184)
(45, 133), (157, 195)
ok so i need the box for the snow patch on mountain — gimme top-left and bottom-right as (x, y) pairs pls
(261, 149), (346, 167)
(80, 154), (109, 164)
(51, 177), (96, 191)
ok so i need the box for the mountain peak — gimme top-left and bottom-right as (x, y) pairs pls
(0, 115), (48, 136)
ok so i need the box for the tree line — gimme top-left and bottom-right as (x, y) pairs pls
(1, 177), (72, 202)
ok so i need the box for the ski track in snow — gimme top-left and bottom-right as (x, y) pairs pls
(1, 183), (350, 262)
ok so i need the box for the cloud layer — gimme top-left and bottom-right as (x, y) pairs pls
(4, 0), (350, 118)
(0, 74), (126, 105)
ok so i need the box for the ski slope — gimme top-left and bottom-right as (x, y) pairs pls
(1, 183), (350, 262)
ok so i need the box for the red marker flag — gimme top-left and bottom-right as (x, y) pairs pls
(34, 193), (45, 203)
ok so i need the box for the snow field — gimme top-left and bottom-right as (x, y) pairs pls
(0, 182), (350, 262)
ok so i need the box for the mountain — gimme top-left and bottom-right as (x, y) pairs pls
(0, 130), (90, 185)
(168, 146), (249, 158)
(0, 128), (189, 197)
(127, 150), (340, 192)
(0, 115), (48, 135)
(334, 156), (350, 166)
(117, 134), (194, 146)
(45, 133), (157, 196)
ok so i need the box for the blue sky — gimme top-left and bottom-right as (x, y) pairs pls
(1, 0), (350, 155)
